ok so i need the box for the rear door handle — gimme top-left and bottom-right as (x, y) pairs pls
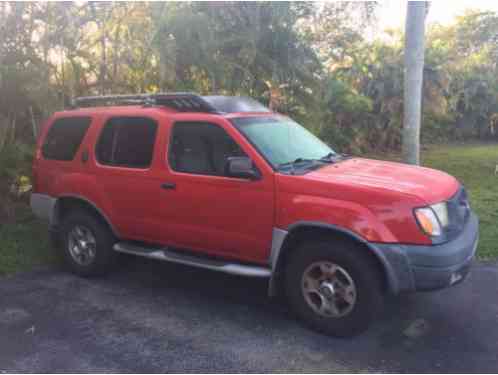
(161, 182), (176, 190)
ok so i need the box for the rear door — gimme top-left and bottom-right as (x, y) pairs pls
(157, 118), (275, 264)
(91, 115), (165, 242)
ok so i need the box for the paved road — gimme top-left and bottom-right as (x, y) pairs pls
(1, 257), (497, 373)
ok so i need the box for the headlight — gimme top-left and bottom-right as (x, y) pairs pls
(431, 202), (449, 227)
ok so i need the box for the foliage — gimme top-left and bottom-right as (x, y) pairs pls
(0, 142), (33, 222)
(1, 2), (497, 155)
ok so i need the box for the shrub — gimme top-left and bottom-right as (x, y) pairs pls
(0, 142), (34, 223)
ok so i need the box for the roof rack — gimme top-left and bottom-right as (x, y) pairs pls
(71, 93), (219, 113)
(71, 93), (271, 114)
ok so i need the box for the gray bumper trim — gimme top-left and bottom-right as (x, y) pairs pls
(30, 193), (57, 224)
(374, 212), (479, 293)
(268, 227), (289, 297)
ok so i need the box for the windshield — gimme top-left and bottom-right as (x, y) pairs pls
(231, 116), (335, 170)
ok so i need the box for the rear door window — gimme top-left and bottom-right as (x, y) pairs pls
(42, 117), (92, 161)
(96, 117), (157, 168)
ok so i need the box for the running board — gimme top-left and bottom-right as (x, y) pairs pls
(113, 242), (271, 278)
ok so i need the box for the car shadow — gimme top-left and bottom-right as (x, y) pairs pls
(111, 254), (440, 341)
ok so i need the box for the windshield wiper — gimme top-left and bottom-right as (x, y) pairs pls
(277, 157), (333, 175)
(277, 158), (316, 169)
(277, 152), (347, 174)
(319, 152), (338, 162)
(320, 152), (351, 162)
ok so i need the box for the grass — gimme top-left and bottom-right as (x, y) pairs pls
(0, 206), (57, 276)
(0, 142), (497, 276)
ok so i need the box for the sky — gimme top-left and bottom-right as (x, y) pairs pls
(378, 0), (498, 29)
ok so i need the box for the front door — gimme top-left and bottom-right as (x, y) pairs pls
(158, 119), (275, 264)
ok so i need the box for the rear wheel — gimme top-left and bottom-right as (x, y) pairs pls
(285, 238), (384, 337)
(59, 210), (116, 277)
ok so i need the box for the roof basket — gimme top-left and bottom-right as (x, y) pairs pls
(71, 93), (271, 114)
(71, 93), (219, 113)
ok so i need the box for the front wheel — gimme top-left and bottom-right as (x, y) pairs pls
(285, 238), (384, 337)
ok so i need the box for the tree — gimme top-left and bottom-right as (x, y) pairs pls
(402, 1), (428, 165)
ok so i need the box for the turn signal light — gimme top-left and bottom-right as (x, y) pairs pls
(414, 207), (442, 237)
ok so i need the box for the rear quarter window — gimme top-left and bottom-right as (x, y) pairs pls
(42, 117), (92, 161)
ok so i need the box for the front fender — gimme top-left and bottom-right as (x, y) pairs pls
(267, 222), (413, 296)
(277, 193), (397, 243)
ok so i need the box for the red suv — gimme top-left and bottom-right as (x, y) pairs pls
(31, 93), (478, 337)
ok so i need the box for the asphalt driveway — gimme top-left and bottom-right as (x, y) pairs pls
(1, 257), (498, 373)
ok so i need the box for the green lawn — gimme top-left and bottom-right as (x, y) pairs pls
(0, 206), (57, 276)
(0, 142), (497, 276)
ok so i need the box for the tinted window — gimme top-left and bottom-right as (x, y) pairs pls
(96, 117), (157, 168)
(169, 122), (246, 176)
(42, 117), (91, 161)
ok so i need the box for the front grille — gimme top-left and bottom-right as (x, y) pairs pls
(444, 186), (470, 240)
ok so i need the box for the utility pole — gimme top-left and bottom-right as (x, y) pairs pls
(402, 1), (427, 165)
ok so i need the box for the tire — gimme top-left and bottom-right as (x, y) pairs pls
(59, 210), (117, 277)
(284, 238), (384, 337)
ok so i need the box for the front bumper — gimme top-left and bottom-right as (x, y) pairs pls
(373, 212), (479, 293)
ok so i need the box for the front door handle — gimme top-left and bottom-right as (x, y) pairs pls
(161, 182), (176, 190)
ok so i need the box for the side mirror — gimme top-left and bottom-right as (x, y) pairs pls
(225, 157), (260, 180)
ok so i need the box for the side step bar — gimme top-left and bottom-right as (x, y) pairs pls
(113, 242), (272, 278)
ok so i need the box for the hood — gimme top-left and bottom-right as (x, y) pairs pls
(306, 157), (459, 205)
